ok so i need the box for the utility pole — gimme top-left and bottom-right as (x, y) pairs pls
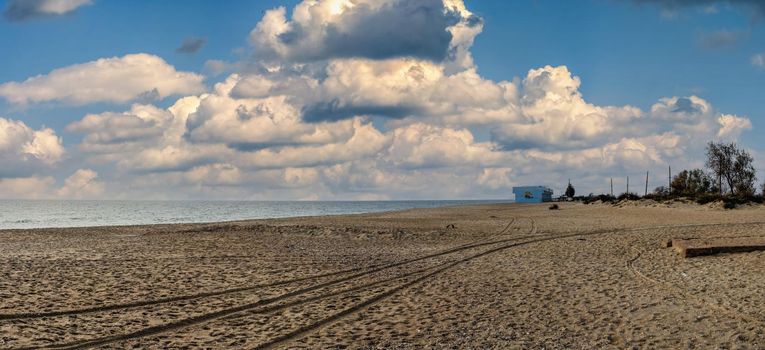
(645, 171), (649, 197)
(668, 166), (672, 196)
(610, 178), (614, 197)
(627, 176), (630, 195)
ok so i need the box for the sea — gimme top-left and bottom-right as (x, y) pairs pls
(0, 199), (510, 230)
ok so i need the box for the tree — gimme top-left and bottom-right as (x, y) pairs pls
(705, 141), (756, 196)
(565, 182), (575, 198)
(653, 186), (670, 196)
(671, 170), (690, 195)
(670, 169), (712, 197)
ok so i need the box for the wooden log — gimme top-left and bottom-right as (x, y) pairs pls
(671, 238), (765, 258)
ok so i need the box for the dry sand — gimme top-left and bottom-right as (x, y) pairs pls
(1, 202), (764, 349)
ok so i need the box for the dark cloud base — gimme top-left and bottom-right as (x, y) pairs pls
(301, 101), (421, 123)
(176, 37), (207, 54)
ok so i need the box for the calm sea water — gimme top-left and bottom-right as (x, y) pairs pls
(0, 200), (509, 230)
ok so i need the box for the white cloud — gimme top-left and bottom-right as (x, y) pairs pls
(56, 169), (104, 198)
(386, 123), (501, 169)
(22, 128), (65, 165)
(649, 96), (738, 138)
(0, 169), (104, 200)
(753, 53), (765, 68)
(3, 0), (91, 21)
(0, 54), (205, 106)
(493, 68), (745, 154)
(0, 176), (55, 199)
(235, 119), (390, 169)
(717, 114), (752, 139)
(36, 0), (90, 14)
(115, 143), (232, 173)
(476, 167), (514, 190)
(492, 65), (643, 150)
(231, 58), (518, 125)
(187, 75), (358, 149)
(67, 104), (175, 153)
(0, 117), (65, 178)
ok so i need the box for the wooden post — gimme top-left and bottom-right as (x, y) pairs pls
(627, 176), (630, 194)
(645, 171), (649, 197)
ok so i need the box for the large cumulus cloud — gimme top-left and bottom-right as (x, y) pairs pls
(490, 67), (750, 152)
(249, 0), (482, 70)
(67, 104), (176, 153)
(491, 66), (642, 151)
(0, 54), (205, 106)
(186, 75), (360, 150)
(0, 117), (73, 199)
(231, 58), (518, 124)
(0, 117), (64, 178)
(56, 169), (105, 199)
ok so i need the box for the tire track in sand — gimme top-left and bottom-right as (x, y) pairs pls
(256, 219), (765, 349)
(0, 218), (518, 322)
(5, 217), (521, 349)
(256, 217), (537, 350)
(626, 245), (765, 327)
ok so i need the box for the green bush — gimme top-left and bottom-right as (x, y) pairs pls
(583, 194), (616, 204)
(694, 194), (763, 206)
(617, 192), (640, 201)
(695, 193), (723, 205)
(643, 192), (669, 202)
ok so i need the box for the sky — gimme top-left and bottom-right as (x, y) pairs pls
(0, 0), (763, 200)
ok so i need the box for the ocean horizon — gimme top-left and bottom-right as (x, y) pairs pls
(0, 199), (511, 230)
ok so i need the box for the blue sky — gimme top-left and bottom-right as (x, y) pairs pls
(0, 0), (763, 199)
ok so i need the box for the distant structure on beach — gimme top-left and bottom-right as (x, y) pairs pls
(512, 186), (554, 203)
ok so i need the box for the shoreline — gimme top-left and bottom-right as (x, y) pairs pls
(0, 199), (512, 231)
(2, 198), (758, 232)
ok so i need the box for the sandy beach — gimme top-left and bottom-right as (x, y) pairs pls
(1, 202), (764, 349)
